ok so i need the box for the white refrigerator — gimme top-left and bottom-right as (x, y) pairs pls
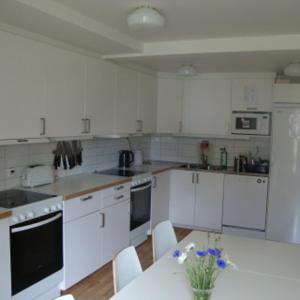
(267, 105), (300, 244)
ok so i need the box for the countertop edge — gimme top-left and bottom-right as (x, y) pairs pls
(0, 210), (12, 220)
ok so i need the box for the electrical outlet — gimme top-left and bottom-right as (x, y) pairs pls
(6, 168), (16, 178)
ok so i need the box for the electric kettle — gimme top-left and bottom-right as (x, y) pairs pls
(118, 150), (134, 168)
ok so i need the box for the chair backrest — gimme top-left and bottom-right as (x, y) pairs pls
(55, 295), (75, 300)
(112, 246), (143, 293)
(152, 220), (177, 262)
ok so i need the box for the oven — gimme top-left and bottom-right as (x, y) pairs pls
(10, 211), (63, 297)
(130, 181), (152, 232)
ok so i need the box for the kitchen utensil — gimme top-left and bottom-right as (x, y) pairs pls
(118, 150), (134, 168)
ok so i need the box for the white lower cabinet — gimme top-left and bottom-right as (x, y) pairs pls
(170, 170), (224, 231)
(151, 171), (170, 229)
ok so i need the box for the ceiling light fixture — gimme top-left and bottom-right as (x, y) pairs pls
(127, 6), (164, 31)
(177, 65), (198, 77)
(284, 63), (300, 77)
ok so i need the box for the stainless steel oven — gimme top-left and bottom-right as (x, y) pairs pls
(10, 211), (63, 296)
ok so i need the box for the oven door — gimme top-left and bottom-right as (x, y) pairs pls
(130, 181), (152, 231)
(10, 211), (63, 296)
(232, 113), (259, 135)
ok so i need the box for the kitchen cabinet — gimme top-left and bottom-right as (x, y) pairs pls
(194, 173), (224, 230)
(138, 73), (157, 133)
(151, 171), (170, 229)
(0, 31), (45, 139)
(182, 79), (231, 135)
(231, 79), (273, 112)
(85, 57), (116, 135)
(170, 170), (224, 231)
(101, 199), (130, 265)
(44, 46), (86, 137)
(157, 77), (183, 133)
(169, 170), (195, 227)
(114, 66), (139, 134)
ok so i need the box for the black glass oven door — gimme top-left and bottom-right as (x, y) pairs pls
(130, 182), (152, 231)
(10, 211), (63, 295)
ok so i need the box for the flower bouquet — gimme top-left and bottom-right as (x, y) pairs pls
(173, 233), (236, 300)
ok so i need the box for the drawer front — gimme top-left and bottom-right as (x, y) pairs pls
(64, 191), (102, 223)
(102, 190), (130, 209)
(102, 183), (130, 198)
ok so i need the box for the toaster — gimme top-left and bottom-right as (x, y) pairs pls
(21, 165), (54, 188)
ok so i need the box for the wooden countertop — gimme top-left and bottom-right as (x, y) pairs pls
(0, 209), (12, 220)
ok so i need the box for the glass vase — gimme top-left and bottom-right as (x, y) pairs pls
(192, 287), (213, 300)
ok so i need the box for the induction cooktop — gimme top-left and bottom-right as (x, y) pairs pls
(95, 169), (145, 177)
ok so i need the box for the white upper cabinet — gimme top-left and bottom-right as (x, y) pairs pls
(0, 31), (45, 139)
(157, 77), (183, 133)
(85, 58), (116, 135)
(183, 79), (231, 135)
(138, 73), (157, 133)
(44, 47), (86, 137)
(231, 79), (273, 112)
(114, 66), (139, 134)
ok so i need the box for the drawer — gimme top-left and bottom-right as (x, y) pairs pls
(102, 182), (131, 198)
(102, 190), (130, 209)
(64, 191), (102, 223)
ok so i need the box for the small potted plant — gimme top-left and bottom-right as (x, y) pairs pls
(173, 233), (236, 300)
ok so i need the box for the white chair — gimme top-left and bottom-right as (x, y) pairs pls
(55, 295), (75, 300)
(112, 246), (143, 293)
(152, 220), (177, 262)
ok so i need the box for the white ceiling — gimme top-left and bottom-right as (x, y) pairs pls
(54, 0), (300, 42)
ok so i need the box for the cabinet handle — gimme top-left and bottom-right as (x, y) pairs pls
(152, 176), (157, 188)
(80, 195), (93, 202)
(196, 173), (199, 184)
(40, 118), (46, 136)
(87, 118), (91, 133)
(17, 139), (29, 143)
(115, 195), (124, 200)
(114, 185), (124, 191)
(81, 118), (87, 134)
(192, 173), (195, 184)
(100, 213), (105, 228)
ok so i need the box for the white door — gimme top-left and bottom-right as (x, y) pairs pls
(169, 170), (195, 226)
(63, 211), (101, 289)
(138, 73), (157, 133)
(101, 200), (130, 265)
(231, 79), (273, 112)
(157, 77), (183, 133)
(0, 31), (45, 139)
(114, 67), (139, 134)
(44, 46), (85, 137)
(151, 171), (170, 229)
(194, 172), (224, 231)
(85, 57), (116, 135)
(223, 175), (268, 230)
(183, 79), (231, 135)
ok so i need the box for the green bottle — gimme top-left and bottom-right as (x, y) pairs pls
(220, 147), (228, 170)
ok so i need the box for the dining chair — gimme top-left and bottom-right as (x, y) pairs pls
(112, 246), (143, 293)
(152, 220), (178, 262)
(54, 295), (75, 300)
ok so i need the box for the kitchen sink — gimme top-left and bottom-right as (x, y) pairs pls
(180, 164), (223, 171)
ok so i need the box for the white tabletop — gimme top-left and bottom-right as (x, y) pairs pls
(110, 231), (300, 300)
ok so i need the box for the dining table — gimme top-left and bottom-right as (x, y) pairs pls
(109, 230), (300, 300)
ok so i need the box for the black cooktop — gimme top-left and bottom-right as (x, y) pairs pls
(96, 169), (145, 177)
(0, 189), (56, 208)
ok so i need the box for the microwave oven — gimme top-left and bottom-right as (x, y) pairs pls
(231, 112), (271, 135)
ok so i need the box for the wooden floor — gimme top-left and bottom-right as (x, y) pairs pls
(64, 228), (191, 300)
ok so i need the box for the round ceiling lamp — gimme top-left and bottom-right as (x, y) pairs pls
(284, 63), (300, 77)
(127, 6), (164, 30)
(177, 65), (198, 77)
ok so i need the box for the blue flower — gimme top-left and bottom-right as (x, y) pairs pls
(215, 248), (222, 257)
(208, 248), (222, 257)
(216, 258), (227, 269)
(196, 250), (208, 257)
(173, 249), (180, 258)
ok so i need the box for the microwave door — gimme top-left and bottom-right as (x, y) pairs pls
(232, 115), (258, 134)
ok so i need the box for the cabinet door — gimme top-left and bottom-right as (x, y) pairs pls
(44, 47), (85, 137)
(194, 173), (224, 231)
(157, 77), (183, 133)
(114, 67), (138, 134)
(85, 58), (116, 135)
(63, 211), (101, 289)
(101, 200), (130, 265)
(0, 31), (44, 139)
(231, 79), (273, 112)
(151, 171), (170, 229)
(138, 73), (157, 133)
(169, 170), (195, 226)
(183, 79), (231, 135)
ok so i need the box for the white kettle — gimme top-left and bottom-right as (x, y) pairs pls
(133, 150), (143, 166)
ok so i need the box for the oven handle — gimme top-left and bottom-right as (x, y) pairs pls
(131, 183), (152, 193)
(11, 213), (62, 233)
